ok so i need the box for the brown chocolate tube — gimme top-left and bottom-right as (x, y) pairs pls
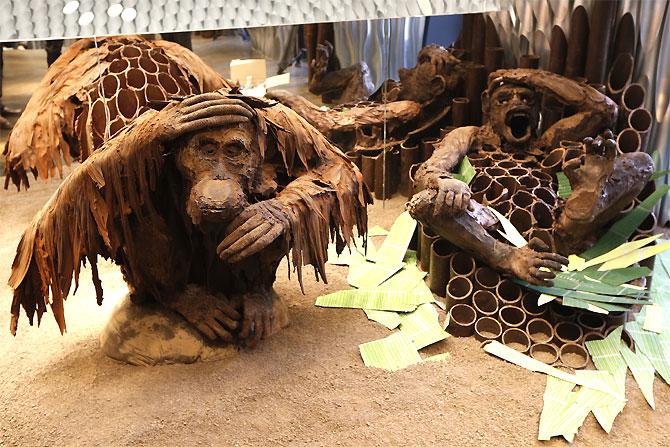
(576, 313), (606, 333)
(637, 180), (656, 201)
(420, 137), (439, 162)
(346, 151), (361, 169)
(636, 212), (656, 234)
(400, 141), (421, 197)
(474, 267), (500, 292)
(549, 25), (567, 75)
(584, 0), (618, 84)
(475, 317), (502, 342)
(606, 311), (628, 327)
(607, 53), (634, 103)
(452, 97), (470, 127)
(484, 47), (505, 74)
(613, 12), (636, 61)
(512, 190), (534, 208)
(532, 201), (553, 229)
(502, 328), (531, 353)
(519, 175), (540, 190)
(522, 293), (547, 319)
(533, 187), (557, 208)
(526, 317), (554, 344)
(466, 64), (487, 125)
(527, 229), (555, 252)
(471, 13), (486, 65)
(619, 83), (645, 130)
(619, 201), (635, 216)
(540, 147), (564, 173)
(374, 147), (400, 200)
(509, 208), (533, 233)
(457, 14), (474, 56)
(360, 149), (381, 193)
(446, 276), (473, 310)
(589, 83), (606, 95)
(499, 305), (526, 331)
(582, 331), (605, 344)
(559, 343), (589, 369)
(562, 146), (582, 164)
(493, 200), (512, 217)
(549, 301), (576, 323)
(485, 166), (506, 176)
(519, 54), (540, 69)
(419, 224), (440, 271)
(617, 128), (641, 153)
(450, 252), (476, 279)
(530, 343), (559, 364)
(531, 170), (554, 187)
(565, 6), (589, 78)
(470, 174), (492, 202)
(447, 303), (476, 337)
(408, 163), (421, 195)
(473, 290), (498, 318)
(484, 180), (507, 205)
(485, 15), (501, 48)
(498, 176), (520, 196)
(429, 239), (456, 296)
(554, 321), (584, 345)
(497, 279), (522, 306)
(628, 108), (652, 152)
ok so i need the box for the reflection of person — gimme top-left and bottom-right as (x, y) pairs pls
(161, 32), (192, 50)
(45, 39), (64, 67)
(409, 69), (653, 285)
(0, 46), (22, 129)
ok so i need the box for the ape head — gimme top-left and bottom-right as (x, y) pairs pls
(483, 80), (541, 148)
(175, 123), (262, 226)
(398, 44), (462, 103)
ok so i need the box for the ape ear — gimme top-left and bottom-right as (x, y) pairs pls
(430, 75), (447, 96)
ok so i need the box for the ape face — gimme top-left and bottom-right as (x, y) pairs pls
(176, 123), (262, 225)
(398, 46), (459, 103)
(487, 84), (540, 148)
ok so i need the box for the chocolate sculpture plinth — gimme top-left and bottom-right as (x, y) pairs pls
(409, 68), (653, 286)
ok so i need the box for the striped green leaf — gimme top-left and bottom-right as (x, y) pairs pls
(556, 172), (572, 199)
(619, 342), (656, 409)
(359, 332), (422, 371)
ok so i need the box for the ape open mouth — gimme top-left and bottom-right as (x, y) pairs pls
(505, 110), (531, 141)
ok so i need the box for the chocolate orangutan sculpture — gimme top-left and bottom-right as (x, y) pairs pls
(408, 69), (654, 285)
(268, 44), (465, 151)
(6, 37), (370, 347)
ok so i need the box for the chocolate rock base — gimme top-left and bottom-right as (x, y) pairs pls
(100, 292), (289, 366)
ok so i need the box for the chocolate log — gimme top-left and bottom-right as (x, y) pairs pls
(607, 53), (634, 103)
(584, 0), (618, 84)
(613, 12), (636, 62)
(548, 25), (567, 74)
(564, 6), (589, 78)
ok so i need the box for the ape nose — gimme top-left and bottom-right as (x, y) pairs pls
(187, 178), (248, 225)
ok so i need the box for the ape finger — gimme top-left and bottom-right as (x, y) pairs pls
(227, 226), (283, 263)
(196, 322), (218, 341)
(541, 252), (569, 266)
(177, 115), (249, 137)
(534, 258), (565, 272)
(239, 314), (253, 339)
(528, 237), (549, 253)
(445, 191), (455, 210)
(531, 269), (556, 281)
(219, 222), (272, 261)
(218, 215), (266, 255)
(433, 187), (447, 217)
(207, 321), (234, 342)
(181, 104), (254, 122)
(262, 311), (272, 340)
(453, 192), (463, 212)
(216, 302), (241, 321)
(182, 97), (254, 116)
(213, 309), (239, 331)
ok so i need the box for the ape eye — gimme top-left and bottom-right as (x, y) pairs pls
(222, 142), (247, 159)
(201, 143), (218, 156)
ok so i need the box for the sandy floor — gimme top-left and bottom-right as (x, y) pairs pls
(2, 36), (670, 447)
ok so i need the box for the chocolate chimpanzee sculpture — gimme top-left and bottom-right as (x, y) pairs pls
(408, 69), (653, 285)
(268, 44), (464, 151)
(8, 92), (370, 346)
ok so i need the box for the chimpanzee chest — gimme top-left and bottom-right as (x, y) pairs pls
(467, 148), (566, 251)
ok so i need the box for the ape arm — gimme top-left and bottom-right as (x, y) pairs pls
(414, 126), (478, 191)
(491, 70), (617, 148)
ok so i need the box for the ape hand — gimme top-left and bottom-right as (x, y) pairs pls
(432, 177), (472, 217)
(239, 292), (274, 348)
(169, 286), (241, 342)
(217, 199), (290, 263)
(506, 238), (568, 286)
(157, 93), (254, 142)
